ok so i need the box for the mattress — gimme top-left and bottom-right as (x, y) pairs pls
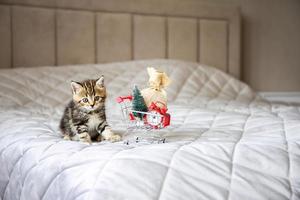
(0, 59), (299, 200)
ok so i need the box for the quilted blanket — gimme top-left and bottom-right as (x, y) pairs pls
(0, 59), (299, 200)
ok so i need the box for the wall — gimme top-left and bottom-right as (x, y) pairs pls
(241, 0), (300, 91)
(204, 0), (300, 92)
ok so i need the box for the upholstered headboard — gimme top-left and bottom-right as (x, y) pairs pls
(0, 0), (241, 78)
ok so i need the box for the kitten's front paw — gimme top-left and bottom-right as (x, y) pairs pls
(74, 132), (92, 144)
(63, 135), (71, 140)
(106, 134), (122, 142)
(102, 128), (121, 142)
(80, 137), (92, 144)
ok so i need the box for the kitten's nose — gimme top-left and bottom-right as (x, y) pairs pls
(90, 104), (94, 108)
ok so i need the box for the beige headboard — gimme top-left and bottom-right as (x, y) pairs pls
(0, 0), (241, 78)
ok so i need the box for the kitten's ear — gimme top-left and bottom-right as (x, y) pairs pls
(71, 81), (83, 94)
(96, 76), (104, 87)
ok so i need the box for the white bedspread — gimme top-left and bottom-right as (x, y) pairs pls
(0, 59), (299, 200)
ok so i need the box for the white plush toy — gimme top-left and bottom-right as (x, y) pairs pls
(141, 67), (171, 108)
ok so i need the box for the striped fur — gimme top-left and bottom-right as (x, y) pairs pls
(60, 76), (115, 142)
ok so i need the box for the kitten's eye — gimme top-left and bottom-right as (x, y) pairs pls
(82, 98), (88, 103)
(94, 96), (101, 101)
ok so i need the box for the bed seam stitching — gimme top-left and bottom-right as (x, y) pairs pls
(156, 110), (220, 200)
(226, 113), (250, 200)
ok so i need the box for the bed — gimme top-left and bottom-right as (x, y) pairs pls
(0, 59), (299, 200)
(0, 1), (299, 200)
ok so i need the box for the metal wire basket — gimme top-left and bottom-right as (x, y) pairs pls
(116, 96), (170, 144)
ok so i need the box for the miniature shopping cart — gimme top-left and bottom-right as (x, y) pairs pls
(116, 96), (170, 144)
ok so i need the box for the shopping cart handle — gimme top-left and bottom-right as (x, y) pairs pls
(116, 95), (133, 103)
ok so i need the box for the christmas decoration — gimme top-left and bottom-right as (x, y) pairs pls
(145, 102), (170, 128)
(132, 85), (148, 120)
(141, 67), (171, 108)
(116, 67), (171, 145)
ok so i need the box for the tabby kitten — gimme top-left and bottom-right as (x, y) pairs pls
(60, 76), (121, 143)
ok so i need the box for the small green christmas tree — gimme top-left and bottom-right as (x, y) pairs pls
(132, 85), (148, 120)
